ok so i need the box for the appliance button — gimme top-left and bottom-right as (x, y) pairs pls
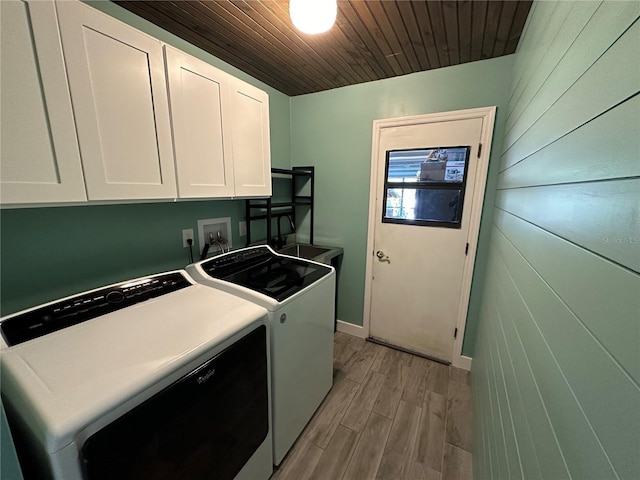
(106, 291), (125, 304)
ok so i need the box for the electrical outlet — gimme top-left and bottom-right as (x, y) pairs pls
(239, 221), (247, 237)
(182, 229), (194, 248)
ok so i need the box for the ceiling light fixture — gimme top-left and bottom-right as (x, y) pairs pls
(289, 0), (337, 35)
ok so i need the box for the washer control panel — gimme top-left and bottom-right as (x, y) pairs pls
(0, 272), (191, 346)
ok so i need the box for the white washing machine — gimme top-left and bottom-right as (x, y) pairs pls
(186, 246), (335, 465)
(0, 271), (273, 480)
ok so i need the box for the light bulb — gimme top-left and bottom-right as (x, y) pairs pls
(290, 0), (337, 34)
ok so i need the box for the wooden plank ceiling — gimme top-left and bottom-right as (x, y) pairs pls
(113, 0), (532, 96)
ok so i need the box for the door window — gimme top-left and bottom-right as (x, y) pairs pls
(382, 146), (471, 228)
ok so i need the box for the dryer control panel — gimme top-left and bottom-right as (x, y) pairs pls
(0, 272), (191, 346)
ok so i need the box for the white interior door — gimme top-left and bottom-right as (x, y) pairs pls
(369, 116), (485, 364)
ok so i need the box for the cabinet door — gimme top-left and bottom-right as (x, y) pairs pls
(56, 1), (176, 201)
(164, 46), (235, 198)
(229, 79), (272, 198)
(0, 0), (86, 205)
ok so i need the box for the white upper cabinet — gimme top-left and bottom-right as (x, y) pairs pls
(229, 79), (272, 198)
(0, 0), (86, 205)
(164, 46), (235, 198)
(166, 47), (272, 199)
(1, 0), (270, 206)
(56, 1), (177, 201)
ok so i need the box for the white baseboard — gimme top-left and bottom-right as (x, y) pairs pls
(337, 320), (473, 371)
(453, 355), (473, 371)
(336, 320), (366, 338)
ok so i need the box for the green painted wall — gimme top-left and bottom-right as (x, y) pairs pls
(0, 1), (291, 316)
(1, 403), (23, 480)
(1, 201), (243, 315)
(290, 55), (514, 356)
(471, 2), (640, 479)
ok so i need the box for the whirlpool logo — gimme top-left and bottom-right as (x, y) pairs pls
(197, 368), (216, 384)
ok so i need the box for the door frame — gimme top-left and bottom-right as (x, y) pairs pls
(362, 106), (496, 370)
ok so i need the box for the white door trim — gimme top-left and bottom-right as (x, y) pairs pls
(363, 106), (496, 370)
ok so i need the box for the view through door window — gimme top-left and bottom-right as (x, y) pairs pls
(383, 146), (471, 228)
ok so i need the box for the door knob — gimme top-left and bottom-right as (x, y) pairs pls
(376, 250), (390, 262)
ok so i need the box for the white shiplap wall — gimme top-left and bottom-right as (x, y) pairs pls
(472, 1), (640, 479)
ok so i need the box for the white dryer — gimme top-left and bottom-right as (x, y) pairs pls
(0, 271), (273, 480)
(186, 246), (335, 465)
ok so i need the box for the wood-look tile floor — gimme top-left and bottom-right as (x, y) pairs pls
(271, 332), (473, 480)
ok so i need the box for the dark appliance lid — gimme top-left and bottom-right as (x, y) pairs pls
(200, 247), (331, 302)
